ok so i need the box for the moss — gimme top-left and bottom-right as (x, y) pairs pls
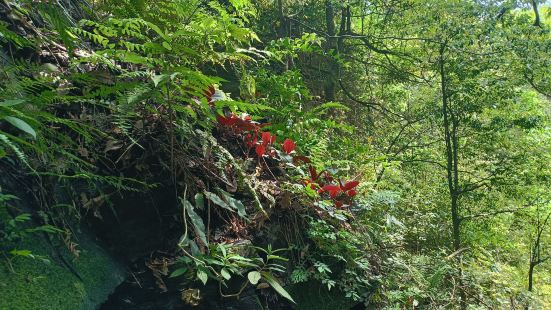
(0, 230), (125, 310)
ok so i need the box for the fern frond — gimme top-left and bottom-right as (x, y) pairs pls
(214, 100), (274, 115)
(0, 133), (30, 167)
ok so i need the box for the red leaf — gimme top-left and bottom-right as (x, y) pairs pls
(293, 156), (311, 165)
(341, 181), (359, 191)
(323, 185), (339, 191)
(270, 134), (277, 145)
(346, 189), (357, 197)
(323, 171), (334, 183)
(282, 138), (296, 154)
(309, 166), (318, 180)
(335, 201), (344, 209)
(261, 132), (273, 146)
(216, 114), (238, 126)
(244, 134), (257, 149)
(320, 184), (341, 198)
(234, 118), (260, 132)
(255, 144), (266, 157)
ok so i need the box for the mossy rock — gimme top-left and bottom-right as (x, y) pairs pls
(0, 230), (125, 310)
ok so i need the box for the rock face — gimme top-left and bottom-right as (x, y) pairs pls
(0, 229), (125, 310)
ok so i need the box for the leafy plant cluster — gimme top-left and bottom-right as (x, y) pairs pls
(0, 0), (550, 309)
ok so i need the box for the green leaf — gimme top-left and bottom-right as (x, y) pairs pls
(181, 198), (208, 246)
(261, 272), (295, 303)
(170, 267), (188, 278)
(197, 268), (208, 285)
(29, 225), (63, 234)
(206, 189), (247, 219)
(14, 213), (31, 222)
(177, 256), (193, 264)
(221, 268), (231, 280)
(195, 193), (205, 211)
(218, 243), (227, 257)
(3, 116), (36, 138)
(162, 41), (172, 50)
(267, 255), (288, 262)
(247, 271), (261, 285)
(190, 240), (201, 256)
(204, 191), (231, 211)
(151, 74), (168, 87)
(9, 249), (32, 257)
(145, 21), (170, 42)
(0, 99), (24, 107)
(218, 189), (247, 218)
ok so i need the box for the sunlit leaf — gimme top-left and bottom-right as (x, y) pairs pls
(247, 271), (261, 285)
(4, 116), (36, 138)
(170, 267), (188, 278)
(261, 272), (295, 303)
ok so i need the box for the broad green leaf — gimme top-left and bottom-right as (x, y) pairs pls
(207, 189), (247, 219)
(218, 243), (227, 257)
(4, 116), (36, 138)
(177, 256), (193, 264)
(247, 271), (261, 285)
(151, 74), (168, 87)
(267, 255), (288, 262)
(145, 21), (170, 42)
(221, 268), (231, 280)
(204, 191), (231, 211)
(218, 189), (247, 218)
(190, 240), (201, 256)
(29, 225), (63, 234)
(170, 267), (188, 278)
(14, 213), (31, 222)
(203, 258), (224, 266)
(195, 193), (205, 210)
(197, 268), (208, 285)
(162, 41), (172, 50)
(0, 99), (24, 107)
(261, 272), (295, 303)
(182, 198), (208, 246)
(9, 249), (32, 257)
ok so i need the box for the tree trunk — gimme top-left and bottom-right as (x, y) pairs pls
(440, 43), (467, 310)
(324, 0), (336, 101)
(528, 262), (535, 292)
(440, 44), (461, 253)
(276, 0), (291, 70)
(276, 0), (287, 38)
(531, 0), (541, 27)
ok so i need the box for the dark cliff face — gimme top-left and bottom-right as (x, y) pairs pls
(84, 186), (180, 263)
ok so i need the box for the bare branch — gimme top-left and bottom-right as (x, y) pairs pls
(338, 79), (404, 118)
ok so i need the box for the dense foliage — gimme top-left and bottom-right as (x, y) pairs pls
(1, 0), (550, 309)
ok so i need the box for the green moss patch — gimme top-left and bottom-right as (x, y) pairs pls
(0, 231), (125, 310)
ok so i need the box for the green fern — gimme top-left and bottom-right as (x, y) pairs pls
(0, 133), (29, 167)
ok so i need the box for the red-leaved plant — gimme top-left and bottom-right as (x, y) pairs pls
(205, 85), (360, 210)
(318, 180), (359, 198)
(255, 131), (277, 157)
(282, 138), (296, 154)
